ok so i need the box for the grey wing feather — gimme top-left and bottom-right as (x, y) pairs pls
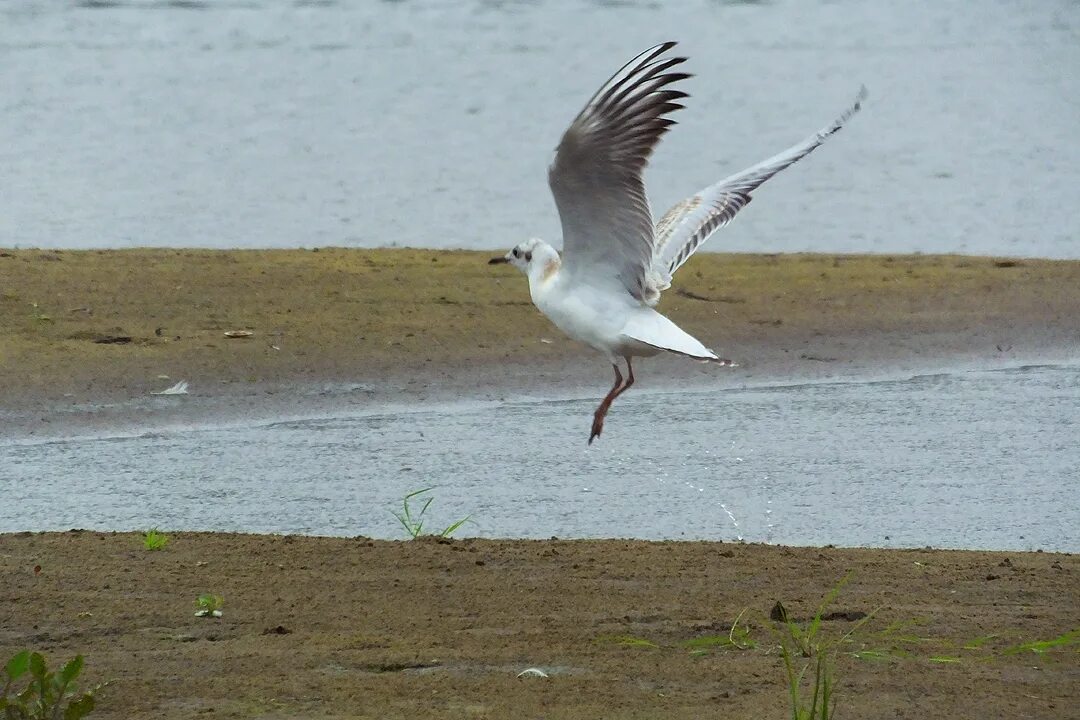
(653, 85), (868, 279)
(548, 42), (690, 304)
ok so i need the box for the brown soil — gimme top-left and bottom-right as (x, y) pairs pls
(1, 532), (1077, 719)
(2, 249), (1078, 410)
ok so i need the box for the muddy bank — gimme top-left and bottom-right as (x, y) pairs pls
(0, 532), (1076, 719)
(2, 249), (1077, 410)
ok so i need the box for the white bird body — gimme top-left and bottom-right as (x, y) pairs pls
(529, 250), (712, 362)
(490, 42), (866, 443)
(533, 269), (645, 361)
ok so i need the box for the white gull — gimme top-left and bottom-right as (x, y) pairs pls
(490, 41), (866, 443)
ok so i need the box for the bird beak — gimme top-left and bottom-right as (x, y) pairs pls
(488, 256), (509, 265)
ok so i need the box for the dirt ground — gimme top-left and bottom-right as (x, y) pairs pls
(2, 249), (1078, 409)
(0, 532), (1077, 719)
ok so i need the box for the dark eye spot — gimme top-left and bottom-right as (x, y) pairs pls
(512, 248), (520, 258)
(524, 252), (532, 262)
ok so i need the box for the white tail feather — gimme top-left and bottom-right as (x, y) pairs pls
(620, 311), (717, 360)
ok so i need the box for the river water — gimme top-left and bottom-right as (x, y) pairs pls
(2, 1), (1078, 257)
(3, 364), (1078, 551)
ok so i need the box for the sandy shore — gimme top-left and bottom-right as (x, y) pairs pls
(2, 248), (1078, 436)
(1, 532), (1076, 719)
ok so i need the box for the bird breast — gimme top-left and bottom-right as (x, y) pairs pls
(530, 272), (631, 355)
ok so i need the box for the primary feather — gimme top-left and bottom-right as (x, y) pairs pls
(652, 85), (869, 282)
(548, 41), (689, 306)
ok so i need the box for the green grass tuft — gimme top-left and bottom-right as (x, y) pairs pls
(142, 528), (169, 551)
(998, 628), (1080, 657)
(391, 487), (471, 539)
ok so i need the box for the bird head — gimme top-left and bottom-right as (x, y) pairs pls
(488, 238), (557, 275)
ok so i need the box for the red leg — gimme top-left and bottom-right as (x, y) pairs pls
(589, 363), (624, 444)
(611, 357), (635, 401)
(588, 359), (634, 445)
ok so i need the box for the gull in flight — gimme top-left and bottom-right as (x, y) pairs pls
(490, 41), (866, 444)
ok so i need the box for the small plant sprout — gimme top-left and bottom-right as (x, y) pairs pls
(778, 641), (834, 720)
(391, 487), (470, 539)
(772, 587), (844, 720)
(783, 574), (853, 657)
(1, 650), (105, 719)
(687, 607), (758, 656)
(142, 528), (168, 551)
(999, 628), (1080, 657)
(770, 574), (880, 720)
(194, 594), (224, 618)
(603, 608), (757, 657)
(29, 302), (53, 325)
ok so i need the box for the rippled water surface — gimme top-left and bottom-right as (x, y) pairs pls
(4, 365), (1078, 551)
(2, 1), (1078, 256)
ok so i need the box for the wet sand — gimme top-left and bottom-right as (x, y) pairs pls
(2, 249), (1078, 435)
(0, 532), (1076, 719)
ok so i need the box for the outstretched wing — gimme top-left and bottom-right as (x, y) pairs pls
(548, 42), (689, 304)
(653, 85), (868, 279)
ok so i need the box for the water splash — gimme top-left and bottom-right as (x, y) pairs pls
(720, 503), (742, 542)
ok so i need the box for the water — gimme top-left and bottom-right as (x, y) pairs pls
(3, 364), (1078, 551)
(2, 1), (1078, 257)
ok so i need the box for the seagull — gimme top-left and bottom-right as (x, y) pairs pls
(490, 41), (866, 444)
